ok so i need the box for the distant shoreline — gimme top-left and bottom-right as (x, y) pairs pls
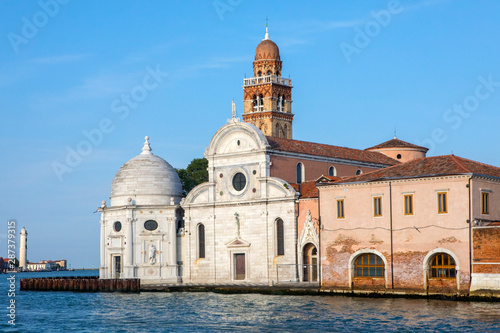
(4, 268), (98, 273)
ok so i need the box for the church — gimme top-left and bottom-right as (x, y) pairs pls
(98, 28), (500, 294)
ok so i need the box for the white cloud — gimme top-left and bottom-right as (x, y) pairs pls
(29, 54), (91, 65)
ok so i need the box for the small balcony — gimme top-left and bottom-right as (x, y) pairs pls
(243, 75), (292, 87)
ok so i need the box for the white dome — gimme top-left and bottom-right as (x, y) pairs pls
(110, 137), (182, 206)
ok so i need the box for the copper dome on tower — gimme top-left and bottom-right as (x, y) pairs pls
(254, 27), (280, 61)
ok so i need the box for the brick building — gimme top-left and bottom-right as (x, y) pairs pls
(317, 155), (500, 295)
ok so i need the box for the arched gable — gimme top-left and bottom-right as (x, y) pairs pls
(206, 118), (269, 157)
(183, 182), (214, 205)
(265, 177), (298, 198)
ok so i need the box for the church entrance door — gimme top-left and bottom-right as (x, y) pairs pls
(234, 254), (245, 280)
(113, 255), (121, 278)
(302, 243), (318, 282)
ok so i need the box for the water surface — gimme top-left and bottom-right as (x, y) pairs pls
(2, 271), (499, 332)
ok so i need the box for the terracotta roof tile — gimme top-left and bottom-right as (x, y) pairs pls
(328, 155), (500, 184)
(290, 181), (318, 198)
(366, 138), (429, 151)
(316, 175), (341, 182)
(266, 136), (399, 166)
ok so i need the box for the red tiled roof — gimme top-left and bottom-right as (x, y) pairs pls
(316, 175), (341, 182)
(327, 155), (500, 184)
(366, 138), (428, 151)
(266, 137), (399, 166)
(290, 181), (319, 198)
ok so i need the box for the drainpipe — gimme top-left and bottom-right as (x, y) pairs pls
(468, 176), (472, 291)
(213, 201), (216, 283)
(295, 199), (299, 282)
(318, 186), (322, 287)
(389, 181), (394, 290)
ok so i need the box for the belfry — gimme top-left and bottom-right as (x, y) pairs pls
(242, 27), (294, 139)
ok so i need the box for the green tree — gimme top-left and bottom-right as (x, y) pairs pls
(176, 158), (208, 196)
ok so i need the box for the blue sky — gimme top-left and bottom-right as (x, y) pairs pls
(1, 0), (499, 268)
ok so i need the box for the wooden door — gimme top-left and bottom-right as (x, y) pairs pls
(234, 254), (245, 280)
(113, 255), (121, 278)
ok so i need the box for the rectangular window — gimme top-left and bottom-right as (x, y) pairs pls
(404, 194), (413, 215)
(437, 192), (447, 214)
(482, 192), (489, 215)
(337, 199), (345, 219)
(373, 197), (382, 217)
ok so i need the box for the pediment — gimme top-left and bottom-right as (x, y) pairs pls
(225, 237), (251, 248)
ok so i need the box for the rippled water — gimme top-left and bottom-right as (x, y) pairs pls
(1, 271), (499, 332)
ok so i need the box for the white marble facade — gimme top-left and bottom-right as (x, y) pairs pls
(182, 118), (299, 284)
(99, 137), (183, 283)
(99, 120), (300, 285)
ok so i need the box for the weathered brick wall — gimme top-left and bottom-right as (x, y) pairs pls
(473, 227), (500, 274)
(392, 251), (426, 290)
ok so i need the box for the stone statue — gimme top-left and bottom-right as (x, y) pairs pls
(232, 99), (236, 118)
(148, 244), (156, 264)
(235, 212), (240, 237)
(306, 209), (312, 224)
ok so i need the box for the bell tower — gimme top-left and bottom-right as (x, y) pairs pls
(242, 27), (294, 139)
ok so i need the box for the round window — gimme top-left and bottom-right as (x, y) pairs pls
(113, 221), (122, 232)
(397, 154), (402, 159)
(144, 220), (158, 231)
(232, 172), (246, 191)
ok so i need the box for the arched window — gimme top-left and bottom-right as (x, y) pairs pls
(280, 95), (285, 111)
(276, 94), (281, 110)
(283, 124), (287, 138)
(267, 70), (272, 75)
(354, 253), (384, 277)
(198, 224), (205, 259)
(296, 163), (303, 184)
(276, 71), (280, 76)
(276, 123), (280, 137)
(276, 219), (284, 256)
(258, 94), (264, 111)
(430, 253), (456, 278)
(252, 95), (258, 112)
(356, 169), (362, 175)
(257, 71), (262, 77)
(329, 166), (336, 177)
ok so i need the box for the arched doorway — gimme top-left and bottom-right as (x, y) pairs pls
(302, 243), (318, 282)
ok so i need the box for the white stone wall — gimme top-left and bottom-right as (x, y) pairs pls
(182, 119), (299, 285)
(183, 199), (297, 284)
(471, 273), (500, 292)
(99, 204), (181, 283)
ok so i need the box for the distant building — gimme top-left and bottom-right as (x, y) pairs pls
(26, 261), (50, 271)
(25, 259), (68, 271)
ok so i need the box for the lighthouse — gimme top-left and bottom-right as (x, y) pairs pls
(19, 227), (27, 271)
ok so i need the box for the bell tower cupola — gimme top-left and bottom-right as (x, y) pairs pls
(242, 27), (294, 139)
